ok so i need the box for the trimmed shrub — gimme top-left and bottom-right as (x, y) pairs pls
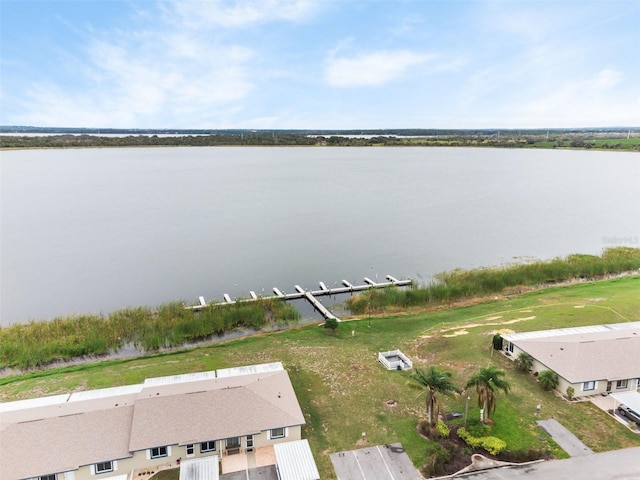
(436, 420), (450, 438)
(457, 427), (507, 455)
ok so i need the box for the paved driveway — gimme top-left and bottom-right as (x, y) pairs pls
(330, 443), (420, 480)
(536, 418), (593, 457)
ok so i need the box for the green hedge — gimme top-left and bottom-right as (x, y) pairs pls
(457, 427), (507, 455)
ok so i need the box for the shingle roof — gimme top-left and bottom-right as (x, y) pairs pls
(129, 369), (305, 451)
(0, 363), (305, 480)
(0, 405), (134, 479)
(503, 322), (640, 383)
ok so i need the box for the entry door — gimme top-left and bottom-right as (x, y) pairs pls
(606, 381), (612, 393)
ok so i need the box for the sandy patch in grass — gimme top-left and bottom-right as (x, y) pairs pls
(500, 316), (536, 324)
(440, 316), (536, 334)
(574, 305), (585, 308)
(443, 330), (470, 337)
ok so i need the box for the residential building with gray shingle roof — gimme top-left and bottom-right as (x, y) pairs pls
(0, 362), (311, 480)
(501, 322), (640, 398)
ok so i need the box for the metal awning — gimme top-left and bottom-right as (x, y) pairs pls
(179, 456), (219, 480)
(611, 391), (640, 414)
(274, 439), (320, 480)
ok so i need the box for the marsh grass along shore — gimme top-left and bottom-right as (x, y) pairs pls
(0, 247), (638, 371)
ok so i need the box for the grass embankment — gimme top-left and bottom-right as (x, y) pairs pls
(1, 276), (639, 478)
(348, 247), (640, 314)
(0, 300), (299, 370)
(1, 247), (637, 371)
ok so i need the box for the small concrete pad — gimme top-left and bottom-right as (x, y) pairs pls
(537, 418), (593, 457)
(330, 443), (420, 480)
(220, 466), (277, 480)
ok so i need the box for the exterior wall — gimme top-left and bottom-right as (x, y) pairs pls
(68, 426), (302, 480)
(73, 448), (182, 480)
(503, 341), (640, 399)
(556, 376), (574, 398)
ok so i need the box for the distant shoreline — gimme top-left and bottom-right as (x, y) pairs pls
(1, 128), (639, 151)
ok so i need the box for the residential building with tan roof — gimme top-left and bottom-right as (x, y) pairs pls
(501, 322), (640, 398)
(0, 362), (313, 480)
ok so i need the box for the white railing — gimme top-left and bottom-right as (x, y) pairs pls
(378, 350), (413, 370)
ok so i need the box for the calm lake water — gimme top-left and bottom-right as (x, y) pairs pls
(1, 147), (638, 325)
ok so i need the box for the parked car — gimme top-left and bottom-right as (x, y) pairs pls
(617, 405), (640, 425)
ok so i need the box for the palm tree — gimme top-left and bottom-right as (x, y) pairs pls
(465, 366), (510, 423)
(515, 352), (534, 372)
(408, 366), (460, 426)
(538, 370), (559, 391)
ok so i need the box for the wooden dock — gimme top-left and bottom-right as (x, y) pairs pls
(186, 275), (412, 321)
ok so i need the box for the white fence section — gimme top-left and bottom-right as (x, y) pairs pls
(378, 350), (413, 370)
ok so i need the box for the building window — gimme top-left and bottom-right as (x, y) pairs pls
(150, 446), (168, 459)
(616, 380), (629, 389)
(40, 475), (56, 480)
(200, 440), (216, 453)
(95, 461), (113, 474)
(226, 437), (241, 449)
(185, 444), (195, 457)
(246, 435), (254, 449)
(582, 381), (596, 391)
(270, 427), (285, 439)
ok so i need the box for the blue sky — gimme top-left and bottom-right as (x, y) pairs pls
(1, 0), (639, 129)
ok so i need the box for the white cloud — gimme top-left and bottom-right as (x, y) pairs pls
(167, 0), (319, 28)
(497, 68), (636, 128)
(590, 68), (621, 90)
(9, 5), (261, 128)
(325, 50), (432, 88)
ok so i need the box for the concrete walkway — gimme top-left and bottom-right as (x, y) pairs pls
(536, 418), (593, 457)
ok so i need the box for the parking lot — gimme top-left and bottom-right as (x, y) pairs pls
(330, 443), (420, 480)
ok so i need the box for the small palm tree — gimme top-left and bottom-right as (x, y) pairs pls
(515, 352), (534, 372)
(408, 366), (460, 426)
(538, 370), (559, 391)
(465, 366), (510, 423)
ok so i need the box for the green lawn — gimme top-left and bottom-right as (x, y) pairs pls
(1, 276), (639, 478)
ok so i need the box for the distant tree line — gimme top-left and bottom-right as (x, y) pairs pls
(1, 129), (639, 150)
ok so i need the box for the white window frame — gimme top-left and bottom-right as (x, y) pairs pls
(270, 427), (286, 439)
(200, 440), (216, 453)
(150, 446), (169, 459)
(94, 461), (114, 474)
(246, 435), (254, 448)
(185, 444), (195, 457)
(582, 381), (596, 391)
(225, 437), (241, 450)
(616, 379), (629, 389)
